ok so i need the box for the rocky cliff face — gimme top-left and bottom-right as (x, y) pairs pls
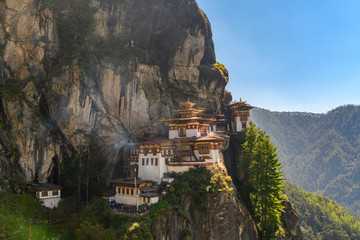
(276, 199), (303, 240)
(0, 0), (228, 182)
(156, 189), (258, 240)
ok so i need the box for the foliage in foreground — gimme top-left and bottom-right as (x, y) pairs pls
(284, 182), (360, 240)
(241, 122), (285, 239)
(0, 193), (66, 239)
(0, 167), (232, 239)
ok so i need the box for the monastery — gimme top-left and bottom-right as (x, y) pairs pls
(109, 99), (253, 207)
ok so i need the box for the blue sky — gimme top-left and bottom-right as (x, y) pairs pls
(196, 0), (360, 113)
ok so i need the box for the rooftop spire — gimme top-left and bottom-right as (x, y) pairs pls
(181, 99), (196, 110)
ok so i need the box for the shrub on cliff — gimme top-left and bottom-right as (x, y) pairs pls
(167, 166), (212, 211)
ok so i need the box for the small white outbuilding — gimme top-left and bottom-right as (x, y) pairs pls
(27, 182), (62, 209)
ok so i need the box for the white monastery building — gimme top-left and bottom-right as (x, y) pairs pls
(229, 99), (254, 132)
(110, 99), (253, 207)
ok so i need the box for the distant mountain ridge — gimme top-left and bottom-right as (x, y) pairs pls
(251, 105), (360, 216)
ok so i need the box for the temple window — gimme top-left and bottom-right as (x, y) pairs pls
(42, 191), (48, 197)
(126, 188), (129, 195)
(200, 126), (207, 136)
(122, 188), (125, 194)
(165, 158), (169, 164)
(151, 158), (154, 165)
(240, 113), (248, 121)
(155, 158), (158, 166)
(242, 122), (246, 129)
(142, 158), (145, 165)
(146, 158), (149, 165)
(131, 189), (134, 195)
(52, 190), (58, 196)
(179, 127), (186, 137)
(198, 144), (210, 154)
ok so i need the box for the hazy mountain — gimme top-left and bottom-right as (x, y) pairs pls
(251, 105), (360, 215)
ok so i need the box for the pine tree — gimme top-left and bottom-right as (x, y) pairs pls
(243, 122), (285, 239)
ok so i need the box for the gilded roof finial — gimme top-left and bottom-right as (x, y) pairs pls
(181, 98), (196, 109)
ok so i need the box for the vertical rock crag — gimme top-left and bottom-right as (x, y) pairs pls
(0, 0), (228, 181)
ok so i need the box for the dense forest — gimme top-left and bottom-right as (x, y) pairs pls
(251, 105), (360, 216)
(284, 183), (360, 240)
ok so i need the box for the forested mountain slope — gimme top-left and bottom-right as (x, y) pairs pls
(251, 105), (360, 215)
(284, 183), (360, 240)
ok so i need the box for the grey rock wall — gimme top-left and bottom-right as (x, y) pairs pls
(0, 0), (228, 181)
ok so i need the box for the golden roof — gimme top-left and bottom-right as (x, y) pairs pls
(229, 98), (253, 111)
(181, 99), (196, 110)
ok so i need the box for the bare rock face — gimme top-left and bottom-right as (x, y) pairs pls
(2, 0), (57, 80)
(0, 0), (60, 181)
(85, 0), (227, 132)
(156, 189), (259, 240)
(275, 199), (303, 240)
(2, 81), (62, 180)
(0, 0), (228, 182)
(202, 191), (258, 240)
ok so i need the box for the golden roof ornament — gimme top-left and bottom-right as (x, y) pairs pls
(181, 98), (196, 110)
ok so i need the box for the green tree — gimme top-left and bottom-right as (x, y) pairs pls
(75, 221), (115, 240)
(243, 122), (284, 239)
(61, 130), (107, 203)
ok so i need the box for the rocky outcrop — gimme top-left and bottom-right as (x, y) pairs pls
(276, 199), (303, 240)
(201, 189), (258, 240)
(0, 0), (228, 181)
(156, 187), (258, 240)
(1, 0), (57, 81)
(155, 180), (302, 240)
(2, 80), (63, 180)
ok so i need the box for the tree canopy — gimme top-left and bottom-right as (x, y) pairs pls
(242, 122), (285, 239)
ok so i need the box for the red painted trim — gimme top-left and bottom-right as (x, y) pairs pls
(168, 162), (213, 166)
